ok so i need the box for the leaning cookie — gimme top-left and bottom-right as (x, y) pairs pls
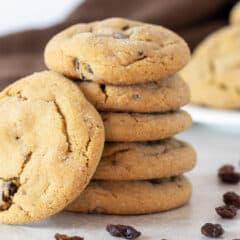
(65, 176), (192, 215)
(181, 26), (240, 109)
(102, 110), (192, 142)
(77, 74), (190, 113)
(0, 71), (104, 224)
(230, 2), (240, 25)
(44, 17), (190, 85)
(93, 139), (196, 180)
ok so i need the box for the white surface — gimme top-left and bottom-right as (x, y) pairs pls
(0, 0), (83, 35)
(184, 105), (240, 132)
(0, 125), (239, 240)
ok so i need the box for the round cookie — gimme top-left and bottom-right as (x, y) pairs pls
(93, 138), (196, 180)
(44, 17), (190, 85)
(0, 71), (104, 224)
(230, 2), (240, 25)
(65, 176), (192, 215)
(102, 110), (192, 142)
(181, 26), (240, 109)
(77, 74), (190, 113)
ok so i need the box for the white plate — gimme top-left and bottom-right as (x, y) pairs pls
(183, 105), (240, 132)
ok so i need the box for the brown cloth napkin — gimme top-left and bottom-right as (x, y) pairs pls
(0, 0), (237, 89)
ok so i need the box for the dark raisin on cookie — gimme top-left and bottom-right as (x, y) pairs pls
(75, 58), (81, 72)
(148, 179), (162, 185)
(223, 192), (240, 208)
(132, 94), (141, 100)
(201, 223), (224, 238)
(86, 64), (93, 74)
(0, 180), (19, 211)
(54, 233), (84, 240)
(215, 205), (237, 219)
(218, 164), (240, 184)
(106, 224), (141, 239)
(122, 25), (130, 31)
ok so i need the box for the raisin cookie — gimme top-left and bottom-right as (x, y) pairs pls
(230, 2), (240, 25)
(44, 18), (190, 85)
(181, 26), (240, 109)
(102, 110), (192, 142)
(77, 74), (190, 113)
(0, 71), (104, 224)
(66, 176), (192, 214)
(93, 138), (196, 180)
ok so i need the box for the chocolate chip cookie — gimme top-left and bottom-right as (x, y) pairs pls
(66, 176), (192, 214)
(0, 71), (104, 224)
(44, 18), (190, 85)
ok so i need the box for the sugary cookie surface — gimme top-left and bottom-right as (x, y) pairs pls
(45, 18), (190, 85)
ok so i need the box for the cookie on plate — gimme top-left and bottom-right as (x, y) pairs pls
(230, 2), (240, 25)
(44, 17), (190, 85)
(77, 74), (190, 113)
(181, 26), (240, 109)
(66, 176), (192, 215)
(0, 71), (104, 224)
(102, 110), (192, 142)
(93, 138), (196, 180)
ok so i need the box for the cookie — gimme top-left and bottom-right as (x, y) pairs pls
(102, 110), (192, 142)
(0, 71), (104, 224)
(93, 138), (196, 180)
(230, 2), (240, 25)
(181, 26), (240, 109)
(66, 176), (192, 214)
(77, 74), (190, 113)
(44, 17), (190, 85)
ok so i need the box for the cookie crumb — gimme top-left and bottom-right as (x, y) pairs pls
(54, 233), (84, 240)
(215, 205), (237, 219)
(201, 223), (224, 238)
(223, 192), (240, 208)
(218, 164), (240, 184)
(106, 224), (141, 239)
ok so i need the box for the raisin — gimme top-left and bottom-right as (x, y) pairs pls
(86, 64), (93, 74)
(54, 233), (83, 240)
(132, 94), (140, 100)
(215, 205), (237, 219)
(122, 25), (129, 31)
(148, 179), (162, 184)
(106, 224), (141, 239)
(218, 164), (240, 184)
(201, 223), (224, 238)
(223, 192), (240, 208)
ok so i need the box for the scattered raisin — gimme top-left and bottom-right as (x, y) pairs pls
(138, 51), (144, 56)
(215, 205), (237, 219)
(106, 224), (141, 239)
(54, 233), (83, 240)
(218, 164), (240, 184)
(132, 94), (140, 100)
(223, 192), (240, 208)
(201, 223), (224, 238)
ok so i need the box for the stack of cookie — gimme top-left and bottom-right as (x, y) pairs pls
(44, 18), (196, 215)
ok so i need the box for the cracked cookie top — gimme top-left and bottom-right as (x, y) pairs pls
(0, 71), (104, 224)
(44, 17), (190, 85)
